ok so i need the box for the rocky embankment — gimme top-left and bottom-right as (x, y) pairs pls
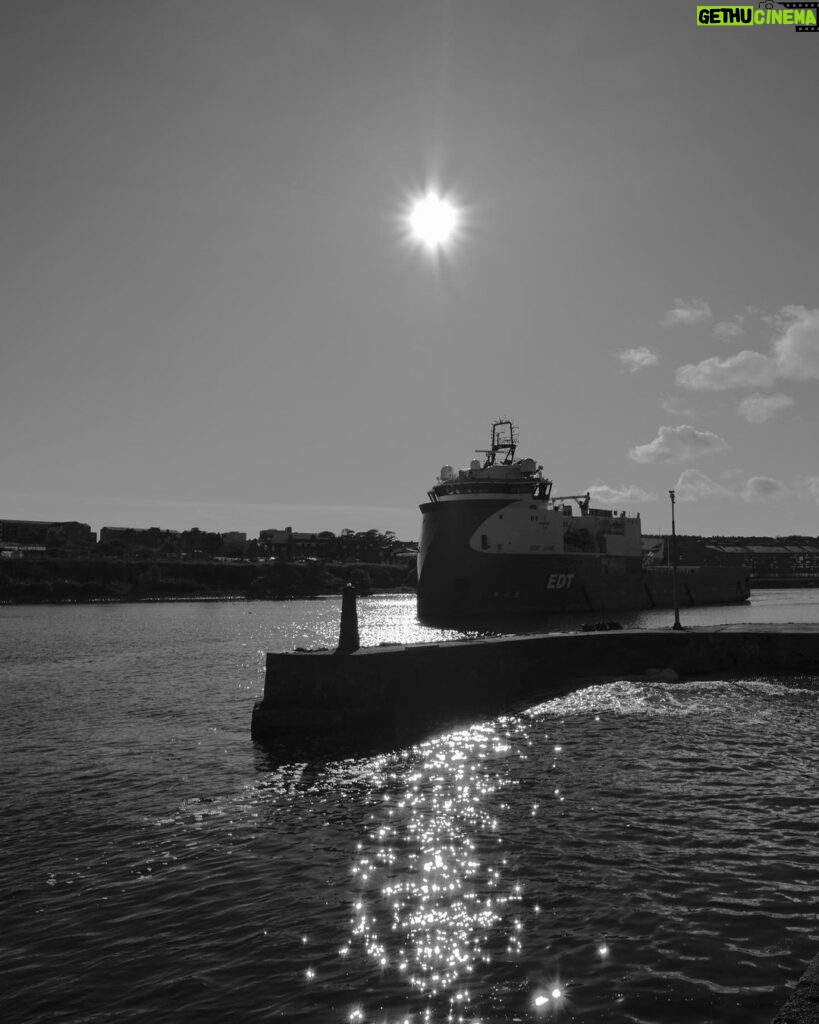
(0, 558), (415, 603)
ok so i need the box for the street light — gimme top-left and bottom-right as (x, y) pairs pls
(669, 490), (683, 630)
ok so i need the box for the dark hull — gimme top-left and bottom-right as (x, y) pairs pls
(417, 499), (750, 621)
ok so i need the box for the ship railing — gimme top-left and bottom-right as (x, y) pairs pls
(642, 564), (702, 574)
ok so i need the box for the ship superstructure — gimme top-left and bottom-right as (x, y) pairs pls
(417, 420), (749, 621)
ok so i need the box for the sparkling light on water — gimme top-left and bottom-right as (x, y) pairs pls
(350, 724), (526, 1006)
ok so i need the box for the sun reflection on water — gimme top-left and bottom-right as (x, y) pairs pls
(350, 723), (528, 1012)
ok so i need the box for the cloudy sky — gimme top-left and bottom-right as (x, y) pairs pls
(2, 0), (817, 541)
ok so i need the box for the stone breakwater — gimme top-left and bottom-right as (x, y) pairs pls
(251, 623), (819, 753)
(772, 953), (819, 1024)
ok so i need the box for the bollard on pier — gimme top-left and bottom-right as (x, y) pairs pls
(335, 583), (360, 654)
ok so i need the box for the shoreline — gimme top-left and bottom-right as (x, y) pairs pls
(0, 586), (416, 608)
(0, 555), (414, 605)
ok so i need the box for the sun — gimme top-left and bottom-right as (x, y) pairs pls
(405, 190), (462, 254)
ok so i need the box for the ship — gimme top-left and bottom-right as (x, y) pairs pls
(417, 420), (750, 622)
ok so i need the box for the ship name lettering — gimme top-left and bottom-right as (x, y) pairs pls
(547, 573), (575, 590)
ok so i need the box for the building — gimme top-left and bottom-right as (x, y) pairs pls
(642, 536), (819, 578)
(695, 541), (819, 578)
(390, 545), (419, 565)
(0, 519), (96, 556)
(740, 543), (819, 578)
(258, 527), (336, 560)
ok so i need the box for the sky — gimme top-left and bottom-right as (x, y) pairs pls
(2, 0), (817, 542)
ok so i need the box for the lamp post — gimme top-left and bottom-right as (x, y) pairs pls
(669, 490), (683, 630)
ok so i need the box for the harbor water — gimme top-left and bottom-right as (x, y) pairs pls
(2, 590), (818, 1023)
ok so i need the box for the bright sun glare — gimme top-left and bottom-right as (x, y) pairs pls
(406, 191), (461, 254)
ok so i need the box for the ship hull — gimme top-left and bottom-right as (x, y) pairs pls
(417, 499), (750, 622)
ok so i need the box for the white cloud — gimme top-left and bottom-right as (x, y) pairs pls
(740, 476), (790, 501)
(674, 469), (733, 501)
(675, 306), (819, 390)
(802, 477), (819, 504)
(587, 483), (658, 504)
(772, 305), (819, 380)
(713, 316), (744, 339)
(675, 350), (778, 390)
(674, 470), (789, 502)
(617, 347), (659, 373)
(662, 299), (712, 326)
(629, 424), (729, 464)
(737, 392), (794, 424)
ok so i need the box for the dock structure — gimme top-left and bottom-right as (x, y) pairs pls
(251, 620), (819, 755)
(772, 953), (819, 1024)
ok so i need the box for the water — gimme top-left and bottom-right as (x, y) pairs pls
(1, 590), (818, 1023)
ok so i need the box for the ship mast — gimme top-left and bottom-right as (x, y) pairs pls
(476, 419), (518, 467)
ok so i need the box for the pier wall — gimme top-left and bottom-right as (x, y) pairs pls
(252, 625), (819, 751)
(772, 952), (819, 1024)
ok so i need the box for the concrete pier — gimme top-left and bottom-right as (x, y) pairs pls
(251, 622), (819, 755)
(772, 953), (819, 1024)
